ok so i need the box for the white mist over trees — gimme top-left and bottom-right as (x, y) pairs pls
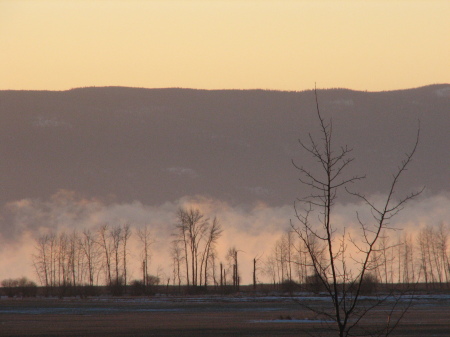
(0, 183), (448, 289)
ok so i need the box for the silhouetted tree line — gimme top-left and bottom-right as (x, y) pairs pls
(21, 207), (249, 296)
(31, 224), (133, 297)
(10, 208), (446, 298)
(0, 204), (446, 299)
(260, 223), (450, 292)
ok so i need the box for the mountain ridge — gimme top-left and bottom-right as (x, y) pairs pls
(0, 84), (448, 207)
(3, 82), (449, 93)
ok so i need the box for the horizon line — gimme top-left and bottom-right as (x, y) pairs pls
(1, 83), (449, 94)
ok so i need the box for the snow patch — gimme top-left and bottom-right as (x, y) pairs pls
(251, 319), (334, 324)
(243, 186), (271, 197)
(435, 87), (450, 97)
(166, 167), (198, 179)
(32, 117), (71, 128)
(330, 99), (354, 106)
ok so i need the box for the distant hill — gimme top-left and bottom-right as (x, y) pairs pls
(0, 85), (448, 207)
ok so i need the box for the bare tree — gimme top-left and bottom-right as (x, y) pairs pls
(401, 234), (416, 285)
(209, 250), (219, 288)
(174, 208), (222, 287)
(417, 223), (450, 287)
(137, 225), (153, 287)
(200, 217), (223, 286)
(175, 210), (190, 287)
(121, 224), (131, 287)
(375, 233), (396, 284)
(274, 236), (286, 283)
(48, 233), (58, 288)
(435, 222), (450, 285)
(417, 228), (430, 287)
(109, 225), (122, 285)
(226, 246), (240, 290)
(263, 250), (278, 287)
(253, 253), (263, 290)
(170, 238), (184, 288)
(34, 231), (84, 293)
(33, 234), (51, 288)
(275, 230), (296, 284)
(67, 230), (80, 287)
(97, 224), (112, 286)
(291, 89), (421, 336)
(79, 229), (100, 286)
(57, 232), (69, 287)
(183, 208), (208, 286)
(292, 234), (309, 285)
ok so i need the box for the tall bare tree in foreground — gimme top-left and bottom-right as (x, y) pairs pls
(291, 89), (421, 337)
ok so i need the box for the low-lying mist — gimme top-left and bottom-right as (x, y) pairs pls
(1, 190), (448, 285)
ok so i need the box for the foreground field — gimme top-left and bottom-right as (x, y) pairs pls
(0, 294), (449, 336)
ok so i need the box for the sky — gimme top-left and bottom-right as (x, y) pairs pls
(0, 1), (449, 285)
(1, 0), (449, 92)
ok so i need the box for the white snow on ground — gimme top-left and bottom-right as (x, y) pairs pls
(251, 319), (334, 324)
(7, 293), (448, 304)
(1, 294), (448, 315)
(0, 307), (185, 315)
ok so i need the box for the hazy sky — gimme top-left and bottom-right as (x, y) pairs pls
(1, 0), (449, 92)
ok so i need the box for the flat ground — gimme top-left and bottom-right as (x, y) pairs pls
(0, 295), (448, 336)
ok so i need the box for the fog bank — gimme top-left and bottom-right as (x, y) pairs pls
(1, 191), (448, 284)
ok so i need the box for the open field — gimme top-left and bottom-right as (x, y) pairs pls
(0, 294), (449, 336)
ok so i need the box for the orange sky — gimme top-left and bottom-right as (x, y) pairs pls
(1, 0), (449, 91)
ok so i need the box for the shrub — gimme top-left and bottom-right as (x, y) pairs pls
(107, 276), (125, 296)
(1, 277), (37, 297)
(281, 279), (299, 294)
(359, 273), (379, 295)
(305, 273), (325, 294)
(130, 280), (146, 296)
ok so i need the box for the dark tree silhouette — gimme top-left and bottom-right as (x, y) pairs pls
(291, 89), (421, 336)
